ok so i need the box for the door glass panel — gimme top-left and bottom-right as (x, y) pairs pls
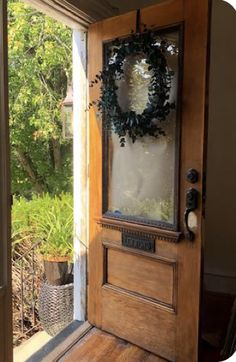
(103, 29), (180, 228)
(116, 53), (151, 115)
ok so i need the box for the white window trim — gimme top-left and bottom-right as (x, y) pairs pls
(72, 29), (88, 321)
(23, 0), (92, 29)
(22, 0), (89, 321)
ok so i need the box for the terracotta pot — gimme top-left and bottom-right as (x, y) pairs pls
(43, 258), (73, 286)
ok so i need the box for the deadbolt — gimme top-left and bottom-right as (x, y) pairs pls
(186, 168), (199, 184)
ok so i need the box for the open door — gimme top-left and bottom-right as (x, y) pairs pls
(88, 1), (209, 361)
(0, 1), (13, 361)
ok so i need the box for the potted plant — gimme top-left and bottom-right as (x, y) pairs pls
(32, 192), (73, 286)
(31, 193), (74, 336)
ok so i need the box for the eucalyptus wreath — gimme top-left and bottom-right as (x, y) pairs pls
(90, 28), (175, 146)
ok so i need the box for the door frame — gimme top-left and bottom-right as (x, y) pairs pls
(0, 1), (13, 361)
(0, 0), (210, 359)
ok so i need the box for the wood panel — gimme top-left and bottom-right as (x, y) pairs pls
(101, 11), (136, 41)
(107, 248), (175, 307)
(0, 298), (4, 360)
(102, 227), (178, 260)
(88, 1), (210, 361)
(34, 322), (92, 362)
(101, 287), (176, 361)
(175, 1), (210, 361)
(99, 217), (182, 243)
(141, 0), (184, 29)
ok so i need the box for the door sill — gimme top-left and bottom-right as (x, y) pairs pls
(26, 322), (168, 362)
(56, 327), (167, 361)
(26, 321), (92, 362)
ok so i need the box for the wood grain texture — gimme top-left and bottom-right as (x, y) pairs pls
(102, 227), (178, 260)
(101, 11), (136, 42)
(88, 8), (141, 330)
(98, 217), (182, 243)
(107, 248), (175, 306)
(141, 0), (184, 29)
(0, 299), (4, 362)
(60, 328), (166, 362)
(175, 1), (210, 361)
(101, 287), (176, 361)
(88, 1), (210, 361)
(41, 322), (92, 362)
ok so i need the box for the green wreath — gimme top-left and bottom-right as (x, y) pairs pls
(90, 28), (175, 147)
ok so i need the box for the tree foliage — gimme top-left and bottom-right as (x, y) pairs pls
(8, 0), (73, 196)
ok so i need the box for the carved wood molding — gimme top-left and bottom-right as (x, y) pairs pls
(97, 217), (183, 243)
(102, 284), (176, 313)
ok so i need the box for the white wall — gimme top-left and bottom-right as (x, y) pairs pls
(204, 0), (236, 295)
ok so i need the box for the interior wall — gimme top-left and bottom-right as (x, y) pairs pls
(204, 0), (236, 295)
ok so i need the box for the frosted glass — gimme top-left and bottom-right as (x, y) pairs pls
(116, 53), (152, 115)
(105, 31), (179, 226)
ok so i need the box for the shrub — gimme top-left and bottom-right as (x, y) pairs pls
(12, 193), (73, 258)
(33, 193), (73, 259)
(12, 193), (73, 345)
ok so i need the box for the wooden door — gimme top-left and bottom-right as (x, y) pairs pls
(88, 1), (209, 361)
(0, 1), (13, 361)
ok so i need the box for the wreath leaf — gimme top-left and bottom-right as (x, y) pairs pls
(90, 28), (175, 146)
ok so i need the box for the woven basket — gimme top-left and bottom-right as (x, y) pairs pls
(39, 281), (74, 336)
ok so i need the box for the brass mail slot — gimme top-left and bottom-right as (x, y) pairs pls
(122, 232), (155, 253)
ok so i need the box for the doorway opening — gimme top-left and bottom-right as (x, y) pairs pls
(2, 1), (235, 361)
(8, 1), (85, 359)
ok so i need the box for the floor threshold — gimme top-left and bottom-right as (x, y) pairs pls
(26, 321), (92, 362)
(26, 322), (167, 362)
(56, 328), (166, 362)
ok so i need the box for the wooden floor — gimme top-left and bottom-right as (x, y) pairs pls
(59, 328), (165, 362)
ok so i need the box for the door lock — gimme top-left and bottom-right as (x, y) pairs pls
(186, 168), (199, 184)
(184, 188), (199, 241)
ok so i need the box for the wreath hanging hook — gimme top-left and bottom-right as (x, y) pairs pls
(136, 9), (141, 33)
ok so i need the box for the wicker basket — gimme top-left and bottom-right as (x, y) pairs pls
(39, 281), (74, 336)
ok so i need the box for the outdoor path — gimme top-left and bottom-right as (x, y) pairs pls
(13, 331), (52, 362)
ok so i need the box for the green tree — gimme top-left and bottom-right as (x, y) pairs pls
(8, 0), (73, 196)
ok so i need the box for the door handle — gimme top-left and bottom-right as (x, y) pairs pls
(184, 188), (198, 241)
